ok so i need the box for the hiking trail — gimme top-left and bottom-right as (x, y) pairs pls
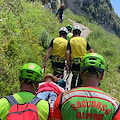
(65, 19), (91, 90)
(68, 18), (91, 38)
(57, 0), (91, 90)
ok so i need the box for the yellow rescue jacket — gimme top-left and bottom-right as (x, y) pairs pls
(52, 37), (68, 59)
(70, 37), (87, 59)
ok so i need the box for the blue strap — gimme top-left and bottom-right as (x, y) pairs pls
(5, 95), (41, 106)
(29, 97), (41, 105)
(5, 95), (18, 106)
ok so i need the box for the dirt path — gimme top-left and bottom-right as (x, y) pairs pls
(57, 0), (91, 38)
(64, 19), (91, 90)
(69, 18), (91, 38)
(57, 0), (91, 90)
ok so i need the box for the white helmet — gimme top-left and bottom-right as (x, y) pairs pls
(59, 27), (68, 34)
(73, 25), (81, 32)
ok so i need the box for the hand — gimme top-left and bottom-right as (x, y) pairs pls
(65, 63), (72, 73)
(66, 64), (70, 68)
(65, 63), (70, 70)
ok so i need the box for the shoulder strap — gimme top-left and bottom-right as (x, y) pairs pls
(59, 93), (64, 110)
(5, 95), (18, 106)
(29, 97), (41, 105)
(113, 104), (120, 119)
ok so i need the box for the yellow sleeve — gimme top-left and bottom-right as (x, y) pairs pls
(36, 100), (50, 120)
(0, 98), (11, 120)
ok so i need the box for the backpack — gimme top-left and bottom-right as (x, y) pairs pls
(5, 95), (41, 120)
(55, 9), (58, 16)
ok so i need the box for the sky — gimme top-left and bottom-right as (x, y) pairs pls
(110, 0), (120, 17)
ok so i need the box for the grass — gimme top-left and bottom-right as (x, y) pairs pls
(0, 0), (68, 97)
(1, 1), (120, 100)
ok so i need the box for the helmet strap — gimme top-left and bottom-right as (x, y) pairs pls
(83, 70), (100, 80)
(20, 79), (37, 91)
(32, 83), (37, 91)
(20, 80), (24, 84)
(96, 70), (100, 80)
(83, 70), (89, 80)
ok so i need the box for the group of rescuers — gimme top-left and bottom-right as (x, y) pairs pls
(0, 25), (120, 120)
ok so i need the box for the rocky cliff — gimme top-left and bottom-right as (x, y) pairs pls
(63, 0), (120, 37)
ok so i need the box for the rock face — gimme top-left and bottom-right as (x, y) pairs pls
(64, 0), (93, 14)
(62, 0), (120, 36)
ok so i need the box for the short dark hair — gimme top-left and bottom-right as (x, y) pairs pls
(59, 31), (67, 36)
(83, 67), (103, 77)
(19, 77), (34, 84)
(73, 29), (81, 36)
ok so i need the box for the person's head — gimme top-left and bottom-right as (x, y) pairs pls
(42, 74), (58, 83)
(45, 0), (49, 3)
(59, 27), (68, 38)
(19, 63), (43, 92)
(61, 3), (65, 9)
(73, 25), (81, 36)
(66, 25), (73, 32)
(80, 53), (105, 86)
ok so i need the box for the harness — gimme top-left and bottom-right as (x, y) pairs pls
(71, 57), (82, 75)
(51, 55), (66, 74)
(71, 57), (82, 64)
(51, 55), (65, 63)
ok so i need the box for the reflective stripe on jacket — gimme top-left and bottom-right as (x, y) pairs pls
(60, 87), (119, 120)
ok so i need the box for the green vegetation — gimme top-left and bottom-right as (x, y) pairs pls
(1, 0), (120, 101)
(87, 27), (120, 100)
(0, 0), (66, 97)
(81, 0), (120, 37)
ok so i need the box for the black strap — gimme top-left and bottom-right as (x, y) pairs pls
(113, 104), (120, 119)
(59, 93), (64, 110)
(5, 95), (18, 106)
(29, 97), (41, 105)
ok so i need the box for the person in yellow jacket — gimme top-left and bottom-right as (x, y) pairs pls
(66, 25), (94, 89)
(0, 63), (52, 120)
(43, 27), (68, 78)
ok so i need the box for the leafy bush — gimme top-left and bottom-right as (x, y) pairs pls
(39, 29), (51, 50)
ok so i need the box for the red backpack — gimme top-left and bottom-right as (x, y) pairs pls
(5, 95), (41, 120)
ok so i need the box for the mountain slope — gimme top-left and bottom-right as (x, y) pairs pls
(64, 0), (120, 38)
(0, 0), (63, 97)
(1, 0), (120, 100)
